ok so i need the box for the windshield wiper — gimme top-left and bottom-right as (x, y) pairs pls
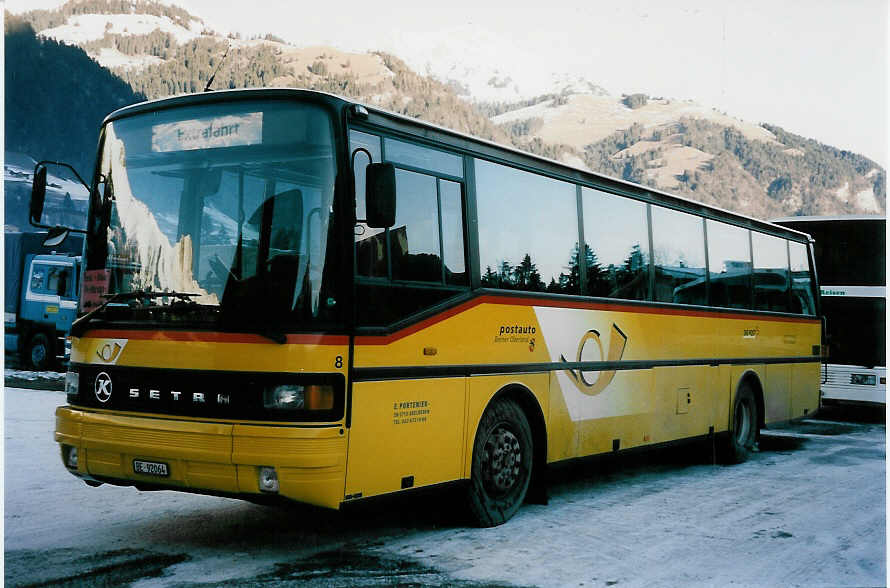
(70, 290), (199, 337)
(73, 289), (287, 345)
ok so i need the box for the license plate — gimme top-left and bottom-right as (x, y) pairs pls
(133, 460), (169, 477)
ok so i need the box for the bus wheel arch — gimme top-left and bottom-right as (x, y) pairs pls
(495, 385), (548, 504)
(723, 371), (764, 464)
(738, 371), (766, 433)
(466, 385), (546, 526)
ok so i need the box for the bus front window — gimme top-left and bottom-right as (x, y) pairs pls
(89, 100), (339, 329)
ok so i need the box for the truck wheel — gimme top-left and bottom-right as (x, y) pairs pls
(467, 397), (533, 527)
(26, 333), (51, 371)
(723, 383), (759, 464)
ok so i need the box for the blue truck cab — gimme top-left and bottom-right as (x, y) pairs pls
(5, 232), (84, 370)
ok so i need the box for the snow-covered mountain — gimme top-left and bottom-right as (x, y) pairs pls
(386, 25), (610, 103)
(10, 0), (886, 218)
(40, 12), (203, 45)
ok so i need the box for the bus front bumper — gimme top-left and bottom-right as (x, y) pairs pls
(55, 406), (347, 509)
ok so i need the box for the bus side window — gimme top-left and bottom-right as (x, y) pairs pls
(350, 130), (386, 278)
(752, 231), (791, 313)
(389, 169), (441, 282)
(706, 220), (751, 309)
(582, 187), (649, 301)
(440, 180), (467, 286)
(651, 206), (707, 305)
(790, 241), (817, 315)
(351, 130), (469, 326)
(475, 158), (579, 294)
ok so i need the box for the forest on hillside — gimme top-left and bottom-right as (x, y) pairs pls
(4, 16), (143, 175)
(20, 0), (198, 33)
(581, 119), (886, 216)
(8, 1), (887, 220)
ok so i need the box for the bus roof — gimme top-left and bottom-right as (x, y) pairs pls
(104, 87), (814, 243)
(772, 215), (886, 223)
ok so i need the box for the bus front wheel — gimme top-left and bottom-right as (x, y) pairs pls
(467, 397), (533, 527)
(724, 383), (759, 464)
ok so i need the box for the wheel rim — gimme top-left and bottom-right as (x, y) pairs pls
(481, 424), (522, 496)
(31, 343), (47, 368)
(735, 397), (753, 447)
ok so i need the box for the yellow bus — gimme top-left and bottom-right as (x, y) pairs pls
(37, 89), (821, 526)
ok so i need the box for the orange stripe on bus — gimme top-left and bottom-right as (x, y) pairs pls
(354, 295), (819, 345)
(81, 330), (349, 345)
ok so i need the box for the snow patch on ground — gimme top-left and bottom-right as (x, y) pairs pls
(93, 46), (164, 70)
(40, 13), (202, 46)
(3, 389), (885, 586)
(558, 153), (589, 171)
(4, 368), (64, 381)
(855, 187), (882, 212)
(831, 183), (880, 212)
(493, 95), (776, 151)
(835, 181), (851, 203)
(4, 368), (65, 391)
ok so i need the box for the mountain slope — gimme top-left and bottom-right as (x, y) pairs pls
(5, 15), (144, 175)
(4, 15), (143, 230)
(13, 0), (886, 219)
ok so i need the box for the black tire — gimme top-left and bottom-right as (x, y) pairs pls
(467, 397), (533, 527)
(26, 333), (52, 371)
(723, 383), (759, 464)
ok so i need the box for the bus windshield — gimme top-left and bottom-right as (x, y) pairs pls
(88, 99), (339, 330)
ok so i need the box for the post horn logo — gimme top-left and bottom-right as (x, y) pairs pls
(96, 340), (127, 364)
(560, 323), (628, 396)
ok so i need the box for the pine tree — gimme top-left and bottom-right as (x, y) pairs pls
(498, 260), (514, 289)
(482, 265), (498, 287)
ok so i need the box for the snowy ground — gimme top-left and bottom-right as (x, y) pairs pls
(3, 367), (64, 390)
(4, 386), (886, 587)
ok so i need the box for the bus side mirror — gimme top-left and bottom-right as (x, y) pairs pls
(30, 164), (47, 226)
(365, 162), (396, 228)
(28, 160), (90, 235)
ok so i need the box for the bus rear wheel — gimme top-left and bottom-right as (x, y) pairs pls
(467, 397), (533, 527)
(723, 383), (759, 464)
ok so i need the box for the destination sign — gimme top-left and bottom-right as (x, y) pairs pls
(151, 112), (263, 152)
(820, 285), (885, 298)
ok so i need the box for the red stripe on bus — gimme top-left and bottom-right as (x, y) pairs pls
(354, 295), (820, 345)
(81, 330), (349, 345)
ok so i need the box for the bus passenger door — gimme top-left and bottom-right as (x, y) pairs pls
(346, 137), (471, 499)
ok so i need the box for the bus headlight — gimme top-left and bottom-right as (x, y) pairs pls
(61, 444), (78, 469)
(64, 371), (79, 402)
(265, 385), (304, 410)
(258, 466), (279, 493)
(263, 384), (334, 411)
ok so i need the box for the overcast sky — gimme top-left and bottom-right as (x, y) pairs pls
(7, 0), (888, 167)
